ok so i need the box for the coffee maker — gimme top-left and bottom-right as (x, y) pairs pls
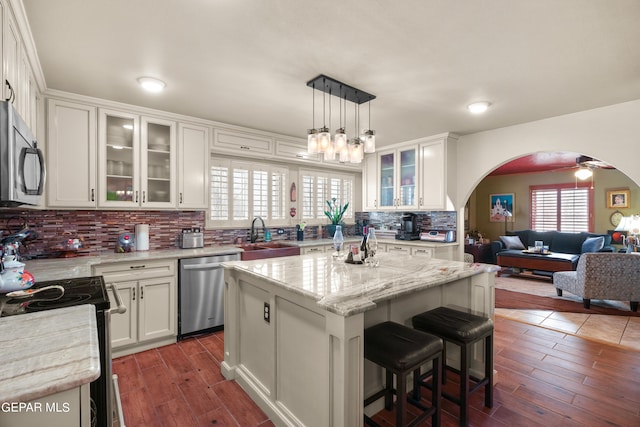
(396, 213), (420, 240)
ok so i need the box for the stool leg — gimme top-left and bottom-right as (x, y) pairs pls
(460, 343), (471, 427)
(385, 369), (394, 410)
(485, 334), (494, 408)
(432, 355), (442, 427)
(412, 368), (421, 401)
(441, 341), (448, 384)
(396, 371), (407, 427)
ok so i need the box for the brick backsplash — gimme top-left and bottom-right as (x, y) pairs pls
(0, 209), (357, 259)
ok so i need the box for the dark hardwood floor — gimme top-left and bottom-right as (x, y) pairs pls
(113, 315), (640, 426)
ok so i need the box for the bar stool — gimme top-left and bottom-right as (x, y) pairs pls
(412, 307), (493, 427)
(364, 321), (443, 427)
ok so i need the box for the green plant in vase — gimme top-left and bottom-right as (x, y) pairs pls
(324, 198), (349, 237)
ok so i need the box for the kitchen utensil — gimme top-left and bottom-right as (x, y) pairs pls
(6, 284), (64, 298)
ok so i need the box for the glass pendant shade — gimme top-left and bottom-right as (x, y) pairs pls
(349, 139), (363, 163)
(317, 127), (331, 153)
(324, 139), (336, 161)
(334, 128), (348, 151)
(574, 168), (593, 180)
(339, 144), (350, 162)
(307, 129), (318, 154)
(363, 130), (376, 153)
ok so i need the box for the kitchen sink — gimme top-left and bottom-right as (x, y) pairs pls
(237, 242), (300, 260)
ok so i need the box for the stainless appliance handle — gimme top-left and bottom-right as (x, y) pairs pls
(182, 262), (224, 270)
(112, 374), (126, 427)
(107, 283), (127, 315)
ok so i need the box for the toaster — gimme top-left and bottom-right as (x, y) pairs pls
(180, 228), (204, 249)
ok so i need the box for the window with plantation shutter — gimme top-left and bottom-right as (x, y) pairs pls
(300, 170), (354, 223)
(210, 165), (229, 221)
(208, 158), (289, 227)
(232, 168), (249, 220)
(530, 183), (592, 232)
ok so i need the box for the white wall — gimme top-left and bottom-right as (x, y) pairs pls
(456, 99), (640, 207)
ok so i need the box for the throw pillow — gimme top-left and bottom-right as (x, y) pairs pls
(500, 235), (525, 250)
(581, 236), (605, 253)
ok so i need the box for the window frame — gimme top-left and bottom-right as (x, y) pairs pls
(208, 158), (289, 228)
(299, 169), (355, 225)
(529, 182), (594, 232)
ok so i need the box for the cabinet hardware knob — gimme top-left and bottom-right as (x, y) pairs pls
(91, 188), (95, 202)
(135, 191), (139, 203)
(130, 265), (146, 269)
(132, 288), (136, 301)
(142, 191), (146, 203)
(140, 287), (144, 300)
(240, 145), (250, 150)
(179, 192), (183, 204)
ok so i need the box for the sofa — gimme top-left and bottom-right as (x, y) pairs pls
(553, 252), (640, 311)
(492, 229), (613, 277)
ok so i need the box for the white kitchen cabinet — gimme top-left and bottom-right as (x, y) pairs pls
(46, 99), (97, 207)
(410, 246), (433, 258)
(3, 5), (19, 108)
(418, 138), (445, 209)
(178, 123), (210, 209)
(98, 109), (176, 208)
(95, 260), (177, 356)
(213, 127), (274, 156)
(275, 137), (321, 163)
(301, 244), (329, 255)
(377, 145), (418, 210)
(141, 116), (176, 208)
(384, 243), (411, 255)
(362, 153), (378, 210)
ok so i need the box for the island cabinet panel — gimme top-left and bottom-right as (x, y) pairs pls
(276, 298), (329, 427)
(238, 280), (274, 397)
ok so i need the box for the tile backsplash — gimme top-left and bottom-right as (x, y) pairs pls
(0, 209), (454, 259)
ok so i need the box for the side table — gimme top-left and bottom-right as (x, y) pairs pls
(464, 243), (494, 264)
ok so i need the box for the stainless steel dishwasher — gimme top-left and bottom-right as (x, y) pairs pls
(178, 253), (240, 339)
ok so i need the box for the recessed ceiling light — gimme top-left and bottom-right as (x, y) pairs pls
(137, 77), (166, 93)
(467, 101), (491, 114)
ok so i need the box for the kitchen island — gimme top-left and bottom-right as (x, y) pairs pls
(222, 252), (498, 427)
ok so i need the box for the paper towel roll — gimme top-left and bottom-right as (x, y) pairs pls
(135, 224), (149, 251)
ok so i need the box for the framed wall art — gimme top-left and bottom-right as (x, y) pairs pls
(490, 193), (514, 222)
(606, 189), (629, 209)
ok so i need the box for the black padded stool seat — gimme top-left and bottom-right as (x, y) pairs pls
(364, 321), (443, 427)
(412, 307), (494, 427)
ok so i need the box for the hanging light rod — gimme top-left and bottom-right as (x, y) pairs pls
(306, 74), (376, 104)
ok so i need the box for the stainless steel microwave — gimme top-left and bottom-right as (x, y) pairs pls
(0, 101), (45, 206)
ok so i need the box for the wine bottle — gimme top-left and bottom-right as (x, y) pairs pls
(360, 226), (368, 260)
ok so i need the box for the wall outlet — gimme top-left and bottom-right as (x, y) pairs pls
(263, 302), (270, 323)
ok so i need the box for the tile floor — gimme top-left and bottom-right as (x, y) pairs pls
(495, 308), (640, 351)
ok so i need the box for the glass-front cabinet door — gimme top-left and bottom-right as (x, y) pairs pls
(379, 151), (395, 208)
(398, 147), (416, 208)
(99, 109), (140, 208)
(377, 146), (418, 209)
(141, 117), (176, 208)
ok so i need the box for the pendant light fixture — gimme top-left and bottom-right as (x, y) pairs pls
(317, 78), (331, 153)
(306, 74), (376, 162)
(363, 101), (376, 153)
(349, 102), (363, 164)
(333, 90), (348, 159)
(307, 82), (318, 154)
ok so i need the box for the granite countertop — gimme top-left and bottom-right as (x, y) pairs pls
(24, 246), (243, 281)
(224, 252), (498, 316)
(23, 238), (459, 283)
(0, 305), (100, 403)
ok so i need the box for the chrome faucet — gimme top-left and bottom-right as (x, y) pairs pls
(250, 216), (266, 243)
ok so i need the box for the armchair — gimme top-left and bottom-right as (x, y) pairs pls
(553, 253), (640, 312)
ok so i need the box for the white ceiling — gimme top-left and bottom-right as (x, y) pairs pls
(22, 0), (640, 146)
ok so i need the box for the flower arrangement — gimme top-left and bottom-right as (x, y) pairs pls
(324, 198), (349, 225)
